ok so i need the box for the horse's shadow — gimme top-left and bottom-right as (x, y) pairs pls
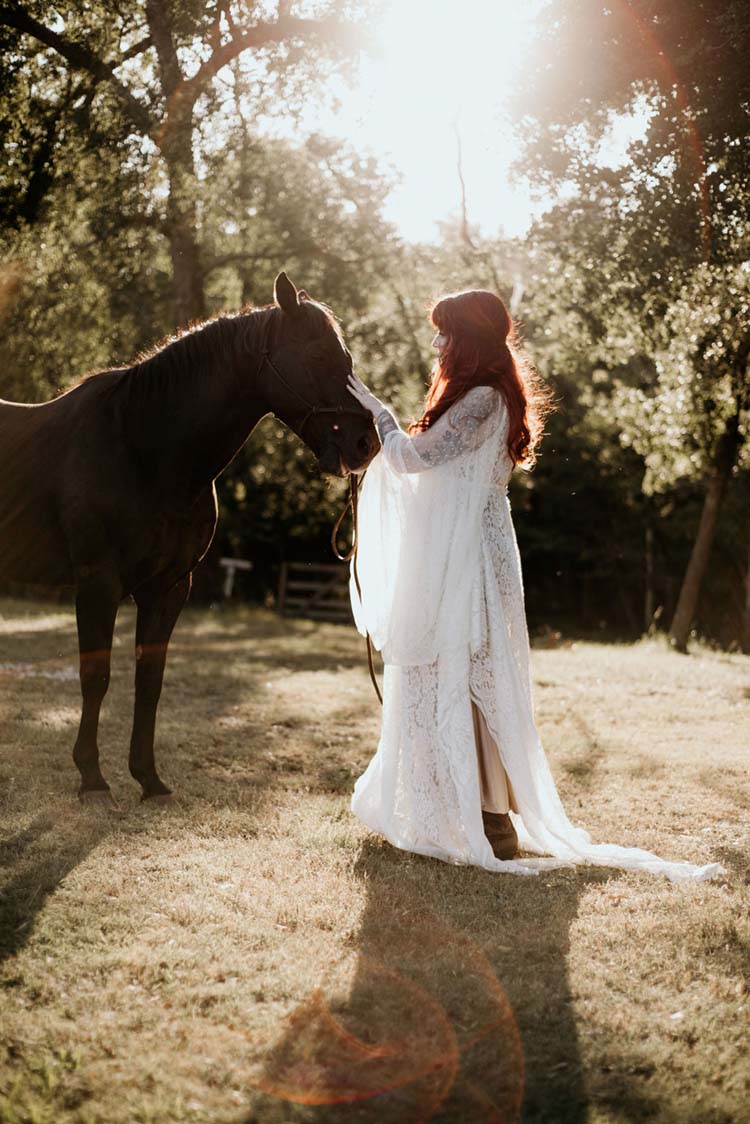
(243, 841), (671, 1124)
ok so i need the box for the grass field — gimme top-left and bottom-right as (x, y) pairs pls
(0, 595), (748, 1124)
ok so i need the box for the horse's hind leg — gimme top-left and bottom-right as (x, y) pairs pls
(128, 576), (191, 800)
(73, 575), (120, 796)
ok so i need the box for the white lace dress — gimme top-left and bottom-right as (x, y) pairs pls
(349, 386), (725, 882)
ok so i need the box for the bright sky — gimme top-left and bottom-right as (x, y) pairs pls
(310, 0), (546, 242)
(257, 0), (647, 244)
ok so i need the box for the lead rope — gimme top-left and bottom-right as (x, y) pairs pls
(331, 472), (383, 706)
(256, 347), (380, 699)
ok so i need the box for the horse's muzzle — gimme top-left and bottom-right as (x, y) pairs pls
(316, 444), (347, 477)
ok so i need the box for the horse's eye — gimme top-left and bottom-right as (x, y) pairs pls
(332, 423), (340, 432)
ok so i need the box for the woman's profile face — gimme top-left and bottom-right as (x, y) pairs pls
(432, 331), (448, 355)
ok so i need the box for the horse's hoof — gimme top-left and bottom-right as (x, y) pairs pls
(79, 788), (118, 809)
(140, 790), (174, 805)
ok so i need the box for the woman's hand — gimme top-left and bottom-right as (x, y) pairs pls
(347, 372), (388, 418)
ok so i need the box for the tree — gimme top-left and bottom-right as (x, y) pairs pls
(611, 262), (750, 649)
(516, 0), (750, 259)
(0, 2), (409, 592)
(199, 128), (408, 593)
(513, 0), (750, 649)
(0, 0), (373, 325)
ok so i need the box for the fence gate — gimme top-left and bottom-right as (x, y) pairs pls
(277, 561), (353, 624)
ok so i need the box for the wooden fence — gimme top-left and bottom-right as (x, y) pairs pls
(277, 561), (353, 624)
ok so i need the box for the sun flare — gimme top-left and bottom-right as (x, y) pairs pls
(291, 0), (546, 241)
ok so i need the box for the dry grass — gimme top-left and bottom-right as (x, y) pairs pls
(0, 595), (748, 1124)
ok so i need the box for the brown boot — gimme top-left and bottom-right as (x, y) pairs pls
(482, 810), (519, 860)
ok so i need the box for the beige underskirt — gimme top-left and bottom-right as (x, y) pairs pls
(471, 698), (519, 814)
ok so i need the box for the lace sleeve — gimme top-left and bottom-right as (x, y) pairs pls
(376, 385), (504, 474)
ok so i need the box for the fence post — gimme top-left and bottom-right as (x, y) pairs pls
(278, 561), (288, 614)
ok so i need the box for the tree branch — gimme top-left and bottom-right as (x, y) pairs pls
(453, 118), (476, 250)
(390, 284), (432, 381)
(145, 0), (181, 97)
(202, 248), (275, 279)
(203, 238), (363, 280)
(206, 0), (230, 60)
(0, 1), (155, 137)
(181, 14), (369, 105)
(118, 33), (153, 64)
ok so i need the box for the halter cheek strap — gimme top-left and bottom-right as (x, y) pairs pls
(258, 350), (370, 435)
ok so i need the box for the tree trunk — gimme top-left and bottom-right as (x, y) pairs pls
(159, 99), (206, 327)
(669, 413), (741, 652)
(614, 557), (639, 634)
(742, 526), (750, 655)
(143, 0), (206, 327)
(644, 522), (654, 633)
(164, 150), (206, 326)
(165, 203), (206, 327)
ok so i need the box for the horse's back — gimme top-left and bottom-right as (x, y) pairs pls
(0, 377), (126, 585)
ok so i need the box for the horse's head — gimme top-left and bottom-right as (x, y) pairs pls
(262, 272), (379, 477)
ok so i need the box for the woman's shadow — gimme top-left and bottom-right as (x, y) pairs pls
(244, 839), (667, 1124)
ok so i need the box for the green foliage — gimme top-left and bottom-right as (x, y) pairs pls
(0, 145), (170, 400)
(511, 0), (750, 645)
(1, 0), (747, 643)
(0, 0), (399, 565)
(610, 262), (750, 493)
(517, 0), (750, 258)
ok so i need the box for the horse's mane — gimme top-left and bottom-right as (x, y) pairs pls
(109, 306), (276, 411)
(77, 297), (343, 413)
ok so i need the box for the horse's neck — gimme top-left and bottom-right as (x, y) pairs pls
(181, 347), (270, 490)
(136, 321), (271, 495)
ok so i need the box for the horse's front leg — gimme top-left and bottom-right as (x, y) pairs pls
(73, 571), (121, 798)
(129, 576), (191, 800)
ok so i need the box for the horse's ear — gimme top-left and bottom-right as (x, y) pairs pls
(298, 289), (309, 301)
(274, 271), (300, 315)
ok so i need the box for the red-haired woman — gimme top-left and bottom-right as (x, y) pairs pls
(346, 288), (723, 882)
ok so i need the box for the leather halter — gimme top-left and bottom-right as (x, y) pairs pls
(258, 349), (371, 435)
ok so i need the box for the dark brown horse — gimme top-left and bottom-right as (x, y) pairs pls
(0, 272), (377, 800)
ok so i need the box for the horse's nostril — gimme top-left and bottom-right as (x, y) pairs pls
(357, 435), (371, 455)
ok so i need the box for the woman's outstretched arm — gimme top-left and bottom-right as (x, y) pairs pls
(375, 386), (504, 474)
(346, 371), (505, 473)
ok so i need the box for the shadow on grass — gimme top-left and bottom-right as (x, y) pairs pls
(557, 710), (606, 790)
(0, 595), (301, 800)
(0, 599), (294, 976)
(244, 841), (675, 1124)
(0, 600), (371, 798)
(170, 619), (373, 675)
(0, 808), (113, 968)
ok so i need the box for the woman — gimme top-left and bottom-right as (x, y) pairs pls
(346, 288), (724, 882)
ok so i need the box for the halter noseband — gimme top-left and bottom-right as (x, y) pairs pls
(258, 350), (370, 435)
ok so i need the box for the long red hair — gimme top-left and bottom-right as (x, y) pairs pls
(407, 289), (553, 467)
